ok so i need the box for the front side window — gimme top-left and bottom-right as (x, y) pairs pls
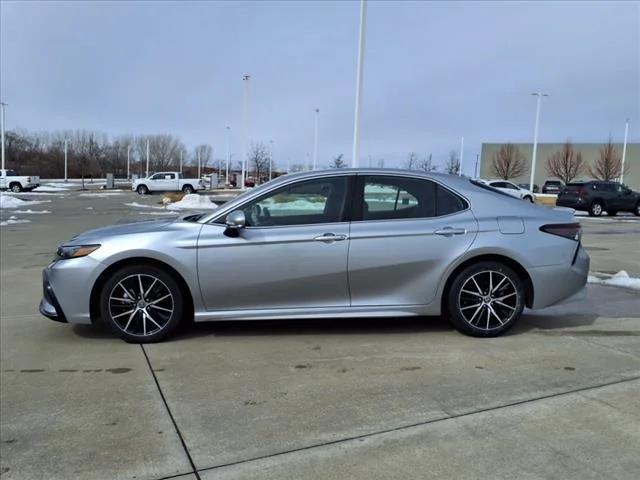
(150, 173), (163, 180)
(240, 176), (348, 227)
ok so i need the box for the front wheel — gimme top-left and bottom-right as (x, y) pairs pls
(99, 265), (184, 343)
(182, 184), (194, 194)
(523, 195), (534, 203)
(446, 261), (525, 337)
(137, 185), (149, 195)
(589, 201), (603, 217)
(10, 183), (23, 193)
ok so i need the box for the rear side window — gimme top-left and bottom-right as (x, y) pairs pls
(436, 186), (467, 215)
(361, 176), (436, 220)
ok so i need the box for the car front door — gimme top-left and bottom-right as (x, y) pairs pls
(348, 175), (478, 307)
(197, 174), (353, 312)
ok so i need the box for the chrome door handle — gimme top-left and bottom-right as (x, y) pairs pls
(314, 233), (348, 242)
(434, 227), (467, 236)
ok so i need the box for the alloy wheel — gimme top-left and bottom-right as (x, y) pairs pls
(458, 270), (519, 331)
(592, 203), (602, 216)
(108, 274), (174, 337)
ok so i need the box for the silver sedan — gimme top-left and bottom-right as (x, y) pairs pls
(40, 169), (589, 342)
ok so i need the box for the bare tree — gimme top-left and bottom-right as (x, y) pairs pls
(545, 140), (584, 184)
(588, 138), (626, 181)
(445, 150), (460, 175)
(405, 152), (419, 170)
(248, 142), (271, 183)
(330, 154), (346, 168)
(491, 143), (526, 179)
(193, 144), (213, 172)
(417, 153), (437, 172)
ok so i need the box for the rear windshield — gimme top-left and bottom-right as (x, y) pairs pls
(565, 183), (584, 192)
(546, 181), (561, 185)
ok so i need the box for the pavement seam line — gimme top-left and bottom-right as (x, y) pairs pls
(140, 344), (202, 480)
(196, 375), (640, 474)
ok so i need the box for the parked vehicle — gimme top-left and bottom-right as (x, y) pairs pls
(132, 172), (204, 194)
(41, 169), (589, 342)
(518, 183), (539, 193)
(556, 181), (640, 217)
(0, 169), (40, 192)
(542, 180), (563, 194)
(479, 179), (535, 202)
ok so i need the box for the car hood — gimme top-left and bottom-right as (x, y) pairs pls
(65, 219), (176, 245)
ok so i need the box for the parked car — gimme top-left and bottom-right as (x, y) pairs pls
(132, 171), (205, 194)
(41, 169), (589, 342)
(0, 169), (40, 192)
(479, 179), (535, 202)
(542, 180), (563, 194)
(518, 183), (539, 193)
(556, 180), (640, 217)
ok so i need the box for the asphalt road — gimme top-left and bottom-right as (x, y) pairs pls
(1, 189), (639, 480)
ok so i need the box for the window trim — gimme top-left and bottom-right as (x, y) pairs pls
(351, 174), (469, 223)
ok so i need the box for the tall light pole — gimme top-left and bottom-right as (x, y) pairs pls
(0, 102), (7, 170)
(269, 139), (274, 180)
(241, 74), (251, 190)
(529, 92), (548, 191)
(179, 150), (183, 174)
(146, 138), (150, 177)
(313, 108), (320, 170)
(620, 118), (630, 184)
(126, 144), (131, 180)
(225, 126), (231, 185)
(197, 149), (201, 179)
(64, 139), (68, 182)
(351, 0), (367, 168)
(459, 136), (464, 176)
(475, 153), (480, 178)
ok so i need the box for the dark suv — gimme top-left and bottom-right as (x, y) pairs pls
(556, 181), (640, 216)
(542, 180), (563, 194)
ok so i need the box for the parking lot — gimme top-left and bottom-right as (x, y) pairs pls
(1, 188), (639, 480)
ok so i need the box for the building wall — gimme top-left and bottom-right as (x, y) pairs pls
(479, 143), (639, 189)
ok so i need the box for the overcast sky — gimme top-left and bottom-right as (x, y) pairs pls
(1, 0), (638, 169)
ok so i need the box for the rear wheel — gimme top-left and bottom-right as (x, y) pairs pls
(182, 184), (194, 194)
(137, 185), (149, 195)
(523, 195), (534, 203)
(589, 201), (603, 217)
(10, 183), (22, 193)
(99, 265), (184, 343)
(446, 261), (525, 337)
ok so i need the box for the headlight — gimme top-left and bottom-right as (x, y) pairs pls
(55, 244), (101, 260)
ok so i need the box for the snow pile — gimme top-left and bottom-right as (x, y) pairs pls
(33, 185), (71, 192)
(165, 194), (218, 210)
(0, 215), (31, 227)
(262, 198), (327, 211)
(125, 202), (164, 210)
(588, 271), (640, 291)
(11, 209), (51, 214)
(1, 195), (50, 209)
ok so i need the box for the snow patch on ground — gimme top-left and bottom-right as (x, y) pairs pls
(11, 209), (51, 214)
(34, 185), (71, 192)
(86, 207), (94, 210)
(1, 195), (51, 209)
(125, 202), (164, 210)
(165, 194), (218, 210)
(0, 215), (31, 227)
(588, 271), (640, 291)
(138, 211), (178, 216)
(78, 192), (124, 197)
(3, 191), (65, 196)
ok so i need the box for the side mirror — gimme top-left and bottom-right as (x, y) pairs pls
(224, 210), (246, 237)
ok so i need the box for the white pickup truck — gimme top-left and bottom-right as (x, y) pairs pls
(0, 169), (41, 192)
(132, 172), (205, 195)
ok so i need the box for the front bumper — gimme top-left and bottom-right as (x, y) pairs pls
(39, 269), (67, 323)
(528, 244), (590, 309)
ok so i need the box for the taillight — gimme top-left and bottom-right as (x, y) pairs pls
(27, 177), (31, 182)
(540, 223), (581, 241)
(578, 188), (588, 198)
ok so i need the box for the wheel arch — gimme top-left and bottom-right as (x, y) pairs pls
(90, 257), (194, 323)
(440, 253), (534, 314)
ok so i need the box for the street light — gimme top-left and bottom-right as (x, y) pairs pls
(459, 136), (464, 176)
(621, 118), (630, 184)
(126, 144), (131, 180)
(351, 0), (367, 168)
(269, 139), (274, 180)
(64, 139), (68, 182)
(0, 102), (7, 170)
(146, 138), (150, 177)
(313, 108), (319, 170)
(241, 74), (251, 190)
(225, 125), (231, 185)
(529, 92), (549, 192)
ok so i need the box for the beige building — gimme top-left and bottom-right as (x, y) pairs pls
(479, 143), (639, 189)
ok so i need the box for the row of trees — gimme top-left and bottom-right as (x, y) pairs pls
(490, 139), (628, 183)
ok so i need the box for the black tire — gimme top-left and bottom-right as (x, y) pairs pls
(137, 184), (149, 195)
(99, 265), (184, 343)
(635, 203), (640, 217)
(10, 183), (23, 193)
(523, 195), (534, 203)
(607, 210), (617, 216)
(589, 201), (603, 217)
(182, 184), (194, 194)
(446, 261), (525, 338)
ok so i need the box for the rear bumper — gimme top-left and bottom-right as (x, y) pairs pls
(528, 244), (590, 309)
(555, 197), (586, 210)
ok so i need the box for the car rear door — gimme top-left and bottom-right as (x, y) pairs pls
(197, 174), (353, 311)
(348, 174), (477, 307)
